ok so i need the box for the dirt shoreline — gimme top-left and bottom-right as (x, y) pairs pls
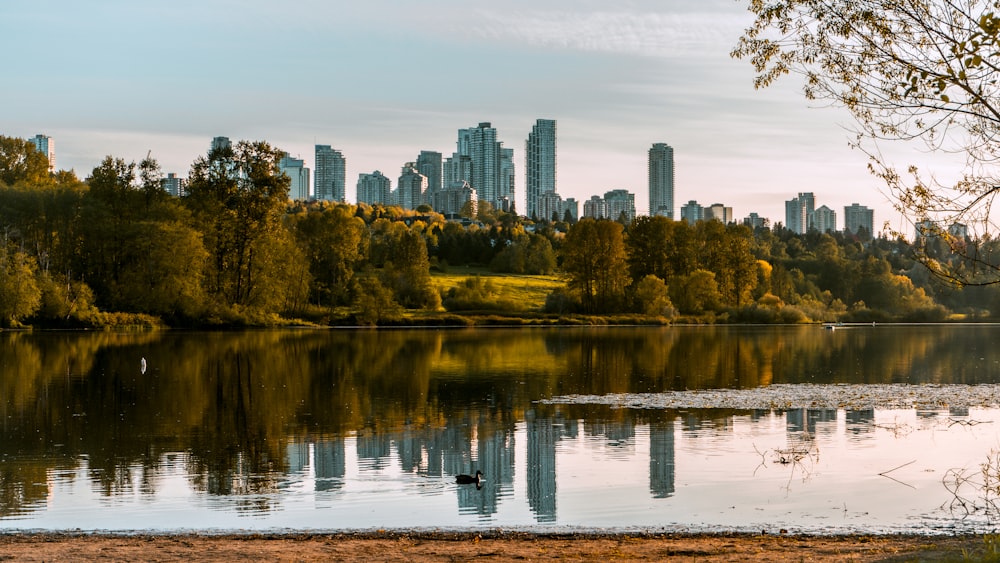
(0, 531), (993, 561)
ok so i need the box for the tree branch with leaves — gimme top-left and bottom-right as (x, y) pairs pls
(733, 0), (1000, 284)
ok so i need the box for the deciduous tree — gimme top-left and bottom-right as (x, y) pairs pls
(561, 219), (630, 313)
(733, 0), (1000, 285)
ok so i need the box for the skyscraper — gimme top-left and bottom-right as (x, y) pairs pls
(396, 163), (427, 210)
(357, 171), (391, 205)
(812, 205), (837, 233)
(844, 203), (874, 237)
(315, 145), (346, 202)
(29, 134), (55, 172)
(526, 119), (557, 219)
(680, 200), (703, 224)
(500, 147), (515, 212)
(279, 154), (311, 201)
(415, 151), (442, 194)
(450, 122), (504, 209)
(785, 192), (815, 234)
(210, 136), (231, 153)
(161, 173), (187, 197)
(648, 143), (674, 218)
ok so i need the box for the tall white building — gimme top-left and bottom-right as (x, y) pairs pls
(584, 190), (636, 222)
(29, 134), (55, 172)
(704, 203), (733, 224)
(648, 143), (674, 218)
(785, 192), (815, 234)
(315, 145), (346, 202)
(279, 154), (310, 201)
(844, 203), (874, 237)
(447, 122), (506, 210)
(526, 119), (557, 220)
(812, 205), (837, 233)
(396, 163), (427, 210)
(357, 171), (391, 205)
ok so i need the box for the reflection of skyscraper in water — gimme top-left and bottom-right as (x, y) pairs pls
(457, 427), (516, 518)
(585, 419), (635, 449)
(649, 422), (675, 498)
(357, 431), (392, 471)
(315, 439), (346, 492)
(286, 441), (310, 475)
(786, 408), (837, 437)
(526, 411), (576, 523)
(845, 409), (875, 437)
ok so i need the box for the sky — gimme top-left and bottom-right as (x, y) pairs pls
(2, 0), (924, 233)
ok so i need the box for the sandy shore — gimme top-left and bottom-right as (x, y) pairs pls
(0, 532), (992, 562)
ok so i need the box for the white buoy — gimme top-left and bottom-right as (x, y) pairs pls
(141, 357), (147, 375)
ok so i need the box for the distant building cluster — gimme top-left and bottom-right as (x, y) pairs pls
(17, 130), (878, 234)
(782, 192), (874, 237)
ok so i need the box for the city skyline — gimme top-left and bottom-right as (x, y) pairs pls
(5, 1), (922, 231)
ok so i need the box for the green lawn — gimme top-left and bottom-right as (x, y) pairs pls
(431, 267), (565, 312)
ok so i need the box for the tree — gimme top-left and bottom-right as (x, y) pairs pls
(0, 136), (51, 187)
(633, 275), (676, 317)
(561, 219), (630, 313)
(293, 203), (368, 306)
(186, 141), (292, 309)
(80, 156), (207, 319)
(733, 0), (1000, 285)
(0, 243), (41, 326)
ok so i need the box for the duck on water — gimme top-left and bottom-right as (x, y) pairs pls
(456, 470), (483, 487)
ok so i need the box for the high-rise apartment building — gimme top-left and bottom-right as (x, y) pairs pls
(785, 192), (815, 234)
(396, 163), (427, 210)
(583, 190), (636, 222)
(648, 143), (674, 218)
(680, 200), (704, 224)
(604, 189), (636, 223)
(430, 180), (476, 218)
(844, 203), (874, 237)
(416, 151), (442, 194)
(446, 122), (505, 209)
(279, 154), (311, 201)
(357, 171), (391, 205)
(704, 203), (733, 224)
(161, 173), (187, 197)
(537, 191), (564, 223)
(812, 205), (837, 233)
(743, 213), (767, 229)
(500, 147), (515, 212)
(210, 136), (232, 153)
(315, 145), (346, 202)
(526, 119), (557, 219)
(29, 134), (55, 172)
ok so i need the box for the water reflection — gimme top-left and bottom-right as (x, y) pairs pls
(1, 326), (1000, 531)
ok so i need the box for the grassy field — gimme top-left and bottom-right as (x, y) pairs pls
(430, 267), (564, 312)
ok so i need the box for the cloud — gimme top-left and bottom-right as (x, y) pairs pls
(455, 7), (749, 58)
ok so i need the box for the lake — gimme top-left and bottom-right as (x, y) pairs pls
(2, 325), (1000, 534)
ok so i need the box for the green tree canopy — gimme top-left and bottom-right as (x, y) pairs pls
(0, 136), (51, 187)
(186, 140), (292, 308)
(561, 219), (630, 313)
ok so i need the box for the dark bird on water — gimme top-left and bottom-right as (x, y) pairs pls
(456, 470), (483, 485)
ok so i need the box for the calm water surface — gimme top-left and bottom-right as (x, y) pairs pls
(2, 325), (1000, 533)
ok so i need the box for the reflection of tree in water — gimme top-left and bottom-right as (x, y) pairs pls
(1, 326), (1000, 517)
(0, 460), (52, 518)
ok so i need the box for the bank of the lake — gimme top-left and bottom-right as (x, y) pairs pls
(0, 532), (994, 562)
